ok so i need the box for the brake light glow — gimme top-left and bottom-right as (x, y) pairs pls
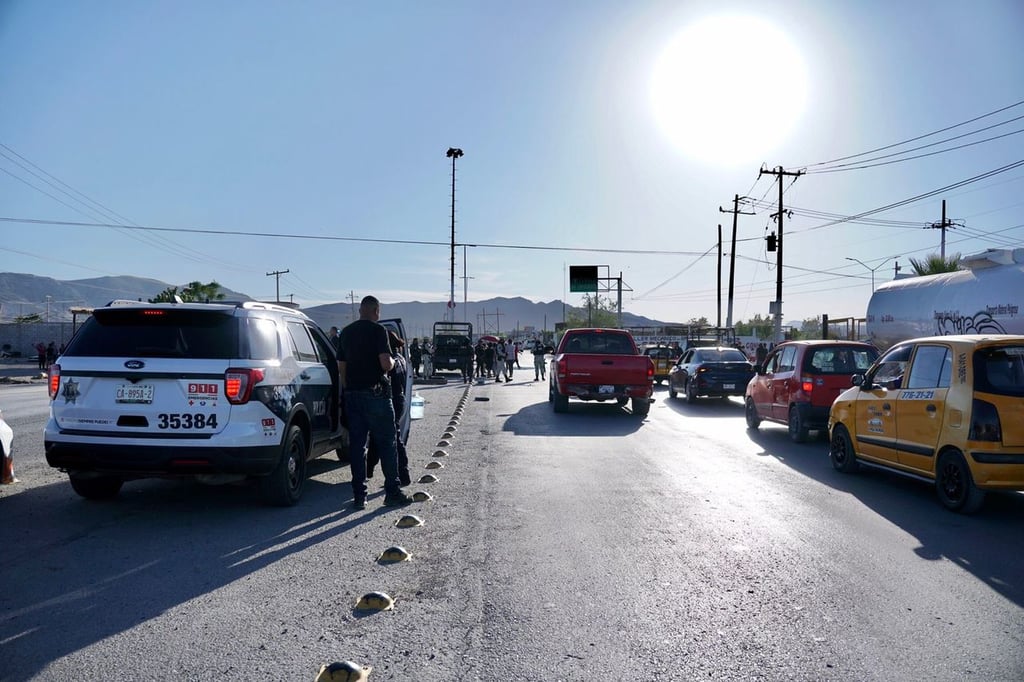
(141, 310), (165, 316)
(48, 364), (61, 399)
(225, 368), (265, 404)
(801, 380), (814, 393)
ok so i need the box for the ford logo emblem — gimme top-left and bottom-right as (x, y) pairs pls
(124, 360), (145, 370)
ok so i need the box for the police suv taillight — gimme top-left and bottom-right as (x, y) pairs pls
(48, 364), (61, 399)
(968, 398), (1002, 442)
(225, 368), (264, 404)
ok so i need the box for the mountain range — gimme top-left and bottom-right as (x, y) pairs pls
(0, 273), (667, 337)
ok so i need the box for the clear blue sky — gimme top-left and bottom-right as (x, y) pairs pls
(2, 0), (1022, 327)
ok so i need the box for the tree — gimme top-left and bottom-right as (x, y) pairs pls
(800, 316), (822, 340)
(735, 314), (773, 340)
(909, 253), (961, 276)
(564, 294), (619, 328)
(149, 280), (225, 304)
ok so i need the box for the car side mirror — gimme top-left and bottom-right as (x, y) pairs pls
(851, 373), (866, 388)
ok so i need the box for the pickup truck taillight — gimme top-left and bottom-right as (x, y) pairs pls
(557, 356), (568, 379)
(225, 368), (265, 404)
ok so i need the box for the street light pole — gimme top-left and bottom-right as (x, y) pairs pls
(446, 147), (464, 323)
(846, 257), (894, 292)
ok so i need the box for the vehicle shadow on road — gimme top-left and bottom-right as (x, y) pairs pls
(0, 461), (394, 680)
(746, 427), (1024, 609)
(661, 394), (747, 417)
(502, 400), (646, 437)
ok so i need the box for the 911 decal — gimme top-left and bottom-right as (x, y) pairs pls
(157, 413), (219, 429)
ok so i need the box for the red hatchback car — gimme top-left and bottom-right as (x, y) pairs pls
(744, 340), (879, 442)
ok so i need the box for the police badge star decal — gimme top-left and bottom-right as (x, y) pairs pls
(62, 378), (80, 404)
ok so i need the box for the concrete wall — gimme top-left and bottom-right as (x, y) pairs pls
(0, 322), (78, 357)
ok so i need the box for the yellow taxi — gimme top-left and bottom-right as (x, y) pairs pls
(828, 335), (1024, 513)
(642, 344), (681, 385)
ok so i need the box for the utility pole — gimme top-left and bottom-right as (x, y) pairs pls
(266, 269), (289, 303)
(927, 199), (956, 260)
(616, 272), (623, 329)
(719, 194), (755, 329)
(461, 245), (474, 323)
(446, 147), (464, 323)
(759, 166), (803, 343)
(346, 291), (358, 322)
(717, 225), (722, 332)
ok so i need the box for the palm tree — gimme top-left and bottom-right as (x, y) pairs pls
(908, 253), (961, 276)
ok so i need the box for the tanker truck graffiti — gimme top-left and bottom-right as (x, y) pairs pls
(866, 248), (1024, 351)
(935, 309), (1010, 336)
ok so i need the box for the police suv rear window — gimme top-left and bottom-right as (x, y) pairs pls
(65, 308), (238, 359)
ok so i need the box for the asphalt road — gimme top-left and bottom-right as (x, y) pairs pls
(2, 375), (1023, 681)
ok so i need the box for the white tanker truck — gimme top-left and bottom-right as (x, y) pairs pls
(865, 248), (1024, 351)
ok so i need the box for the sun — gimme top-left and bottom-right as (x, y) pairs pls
(650, 15), (808, 165)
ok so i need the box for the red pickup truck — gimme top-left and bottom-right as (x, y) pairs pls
(548, 328), (654, 416)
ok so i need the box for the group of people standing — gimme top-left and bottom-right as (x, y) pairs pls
(34, 341), (59, 370)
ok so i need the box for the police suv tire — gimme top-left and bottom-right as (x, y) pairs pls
(69, 474), (124, 500)
(935, 449), (985, 514)
(829, 425), (859, 473)
(259, 424), (307, 507)
(631, 397), (650, 417)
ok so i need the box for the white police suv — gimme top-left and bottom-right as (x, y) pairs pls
(45, 300), (345, 506)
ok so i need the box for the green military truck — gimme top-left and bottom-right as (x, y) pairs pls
(431, 321), (473, 377)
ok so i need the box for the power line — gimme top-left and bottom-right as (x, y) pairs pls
(0, 217), (715, 256)
(797, 98), (1024, 168)
(805, 127), (1024, 174)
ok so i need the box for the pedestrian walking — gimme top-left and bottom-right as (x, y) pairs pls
(493, 339), (506, 382)
(757, 342), (768, 366)
(409, 338), (422, 377)
(366, 330), (412, 487)
(514, 341), (522, 368)
(35, 341), (46, 370)
(531, 337), (547, 381)
(484, 342), (496, 379)
(502, 338), (515, 382)
(474, 340), (487, 379)
(337, 296), (413, 510)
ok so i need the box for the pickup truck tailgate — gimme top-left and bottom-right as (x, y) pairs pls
(564, 354), (649, 385)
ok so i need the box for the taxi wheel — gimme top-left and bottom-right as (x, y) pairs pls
(744, 398), (761, 430)
(935, 450), (986, 514)
(788, 406), (809, 443)
(260, 424), (307, 507)
(829, 425), (859, 473)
